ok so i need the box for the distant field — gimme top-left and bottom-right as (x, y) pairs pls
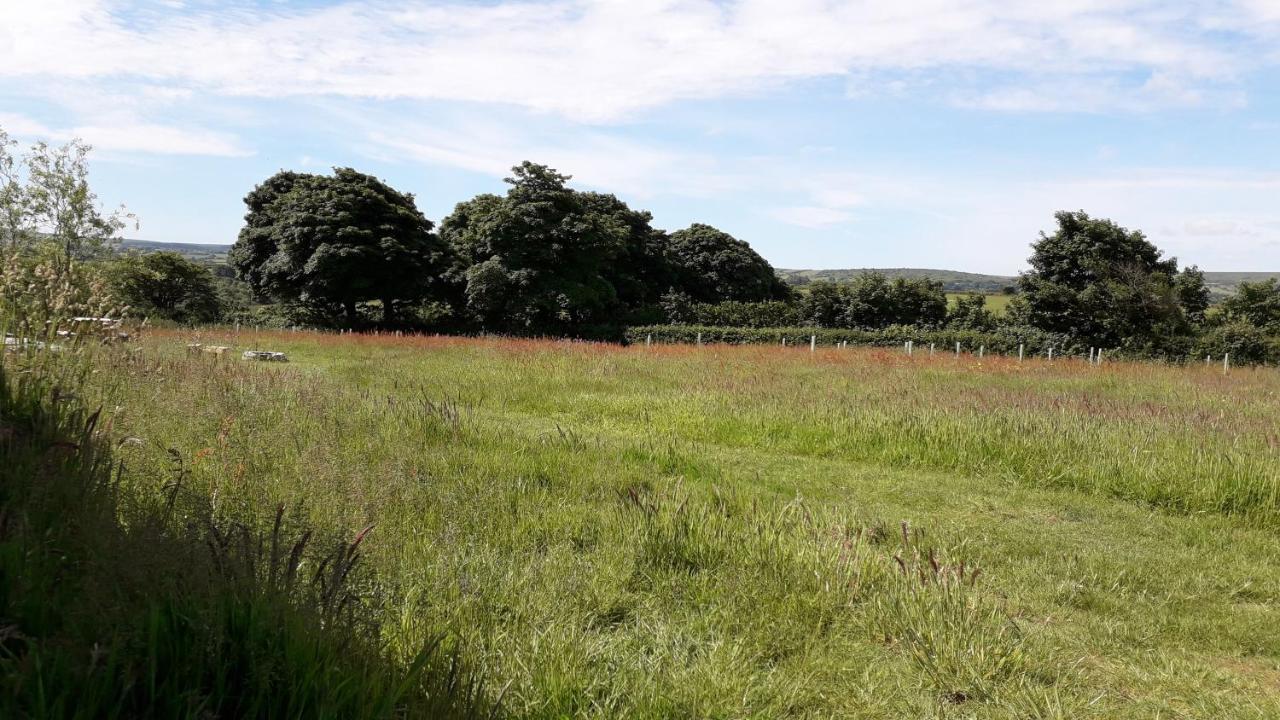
(86, 330), (1280, 718)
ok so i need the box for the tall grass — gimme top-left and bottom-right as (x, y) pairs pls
(0, 321), (492, 715)
(70, 327), (1280, 717)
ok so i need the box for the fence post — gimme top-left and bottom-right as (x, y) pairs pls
(646, 333), (652, 347)
(1223, 353), (1230, 375)
(696, 331), (702, 346)
(954, 341), (960, 357)
(1048, 347), (1054, 362)
(1097, 349), (1104, 365)
(782, 337), (786, 347)
(810, 335), (816, 353)
(929, 343), (935, 356)
(1018, 344), (1024, 362)
(908, 340), (914, 356)
(978, 345), (984, 358)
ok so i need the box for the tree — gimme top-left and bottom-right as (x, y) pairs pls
(947, 293), (998, 331)
(1220, 279), (1280, 333)
(578, 191), (675, 313)
(840, 272), (947, 329)
(665, 223), (791, 304)
(0, 129), (33, 255)
(1011, 211), (1198, 350)
(109, 251), (221, 323)
(798, 280), (850, 327)
(229, 168), (451, 325)
(440, 162), (629, 334)
(24, 139), (132, 267)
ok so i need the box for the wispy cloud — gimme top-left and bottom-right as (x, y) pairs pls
(0, 112), (252, 157)
(2, 1), (1277, 122)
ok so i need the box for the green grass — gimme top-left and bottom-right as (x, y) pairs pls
(76, 329), (1280, 717)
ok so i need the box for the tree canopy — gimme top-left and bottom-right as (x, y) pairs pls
(229, 168), (451, 324)
(1011, 210), (1205, 350)
(109, 251), (221, 323)
(665, 223), (792, 304)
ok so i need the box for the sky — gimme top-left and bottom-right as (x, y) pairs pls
(2, 1), (1280, 273)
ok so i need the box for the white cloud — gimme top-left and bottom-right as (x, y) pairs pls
(0, 112), (252, 157)
(0, 0), (1274, 122)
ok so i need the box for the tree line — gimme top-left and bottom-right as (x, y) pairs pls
(2, 128), (1278, 363)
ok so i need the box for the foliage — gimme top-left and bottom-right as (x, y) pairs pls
(627, 323), (1075, 356)
(1193, 321), (1279, 365)
(0, 131), (133, 266)
(109, 251), (222, 323)
(229, 168), (452, 325)
(1219, 278), (1280, 333)
(676, 299), (802, 328)
(946, 293), (998, 331)
(1012, 211), (1203, 350)
(441, 163), (630, 334)
(665, 223), (792, 304)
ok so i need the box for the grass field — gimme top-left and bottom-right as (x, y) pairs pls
(84, 329), (1280, 718)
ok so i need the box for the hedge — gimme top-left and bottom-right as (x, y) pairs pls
(625, 324), (1079, 357)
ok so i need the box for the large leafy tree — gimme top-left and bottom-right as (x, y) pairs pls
(1010, 211), (1203, 349)
(109, 251), (221, 323)
(665, 223), (791, 304)
(578, 191), (675, 313)
(229, 168), (450, 324)
(1220, 278), (1280, 333)
(440, 162), (630, 334)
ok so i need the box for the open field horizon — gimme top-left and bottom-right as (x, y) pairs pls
(75, 327), (1280, 718)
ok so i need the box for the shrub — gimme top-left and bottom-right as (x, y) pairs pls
(1194, 322), (1279, 365)
(625, 324), (1076, 356)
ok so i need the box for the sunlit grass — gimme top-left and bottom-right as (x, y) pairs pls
(85, 328), (1280, 718)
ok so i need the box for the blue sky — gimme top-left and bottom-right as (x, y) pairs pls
(3, 1), (1280, 273)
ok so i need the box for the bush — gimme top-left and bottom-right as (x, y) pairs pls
(625, 324), (1077, 356)
(1194, 322), (1279, 365)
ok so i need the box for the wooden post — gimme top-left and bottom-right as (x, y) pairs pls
(1097, 349), (1104, 365)
(955, 341), (960, 357)
(1223, 353), (1230, 375)
(1048, 347), (1054, 362)
(646, 334), (652, 347)
(810, 335), (816, 353)
(929, 343), (935, 356)
(782, 337), (786, 347)
(1018, 344), (1024, 362)
(696, 331), (702, 346)
(1088, 347), (1094, 364)
(978, 345), (984, 358)
(907, 340), (914, 356)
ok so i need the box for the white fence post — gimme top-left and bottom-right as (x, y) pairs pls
(1048, 347), (1054, 362)
(810, 335), (816, 353)
(646, 333), (652, 347)
(696, 331), (702, 346)
(1223, 353), (1230, 375)
(955, 341), (961, 357)
(978, 345), (984, 358)
(929, 343), (935, 356)
(1018, 344), (1024, 362)
(1097, 349), (1104, 365)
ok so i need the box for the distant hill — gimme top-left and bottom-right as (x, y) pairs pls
(779, 268), (1017, 293)
(119, 239), (231, 263)
(780, 267), (1280, 297)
